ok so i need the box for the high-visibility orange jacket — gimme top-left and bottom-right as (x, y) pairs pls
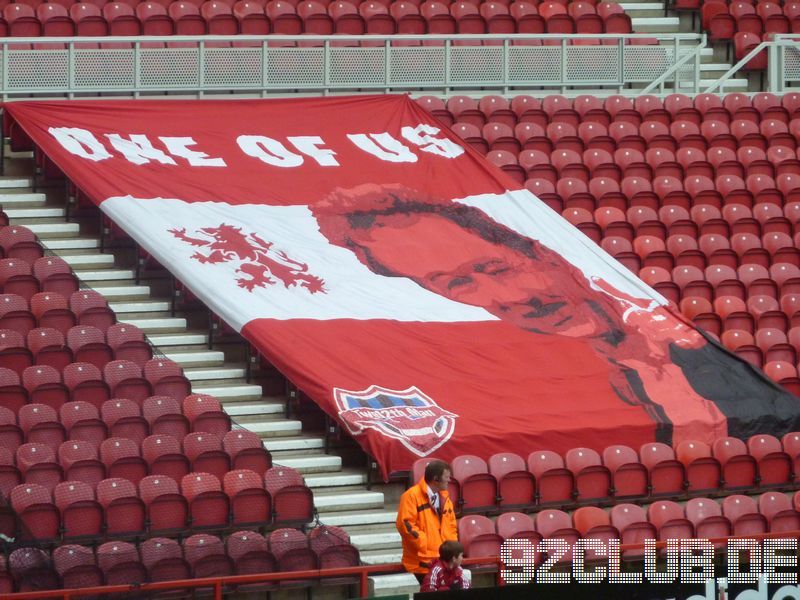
(395, 477), (458, 574)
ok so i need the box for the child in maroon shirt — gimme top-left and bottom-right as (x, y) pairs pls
(421, 541), (472, 592)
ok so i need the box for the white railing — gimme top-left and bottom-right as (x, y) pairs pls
(704, 34), (800, 94)
(0, 33), (704, 98)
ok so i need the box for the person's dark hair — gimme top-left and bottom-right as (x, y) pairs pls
(424, 460), (451, 483)
(439, 540), (464, 563)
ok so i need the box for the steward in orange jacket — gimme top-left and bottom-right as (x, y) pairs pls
(396, 460), (458, 576)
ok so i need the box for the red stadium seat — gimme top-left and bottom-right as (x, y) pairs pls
(603, 445), (648, 499)
(712, 437), (757, 490)
(610, 503), (656, 560)
(55, 480), (104, 540)
(67, 325), (113, 370)
(63, 362), (109, 409)
(97, 540), (147, 585)
(0, 367), (27, 413)
(10, 483), (60, 542)
(104, 359), (152, 403)
(58, 440), (105, 486)
(53, 545), (103, 590)
(30, 292), (75, 336)
(102, 398), (149, 444)
(27, 327), (71, 372)
(0, 259), (38, 301)
(458, 514), (503, 559)
(676, 440), (722, 494)
(722, 494), (768, 536)
(142, 433), (190, 482)
(748, 434), (792, 488)
(182, 472), (230, 530)
(141, 537), (190, 582)
(264, 466), (313, 526)
(0, 294), (36, 337)
(69, 291), (115, 333)
(224, 469), (271, 528)
(527, 450), (573, 505)
(534, 509), (579, 563)
(139, 474), (189, 533)
(19, 403), (65, 453)
(0, 329), (33, 376)
(106, 323), (152, 367)
(685, 497), (731, 548)
(143, 395), (189, 440)
(100, 437), (147, 485)
(451, 454), (497, 513)
(0, 226), (42, 263)
(639, 442), (685, 497)
(223, 429), (272, 475)
(759, 491), (800, 533)
(184, 432), (230, 481)
(97, 477), (146, 536)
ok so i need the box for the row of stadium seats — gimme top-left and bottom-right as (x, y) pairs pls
(411, 436), (800, 514)
(0, 257), (79, 300)
(457, 493), (800, 561)
(2, 431), (264, 490)
(703, 1), (800, 40)
(0, 358), (192, 410)
(0, 527), (357, 594)
(8, 468), (312, 541)
(0, 0), (633, 40)
(0, 290), (114, 336)
(0, 426), (272, 494)
(0, 432), (272, 494)
(461, 119), (800, 160)
(0, 325), (154, 374)
(0, 394), (234, 448)
(419, 93), (800, 128)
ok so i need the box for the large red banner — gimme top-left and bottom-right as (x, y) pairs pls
(7, 96), (800, 477)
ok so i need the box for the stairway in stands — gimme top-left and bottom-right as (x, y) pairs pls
(0, 147), (416, 596)
(615, 0), (751, 92)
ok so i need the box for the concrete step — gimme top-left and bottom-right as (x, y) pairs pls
(631, 16), (680, 31)
(76, 269), (136, 282)
(239, 419), (303, 437)
(4, 206), (65, 220)
(109, 300), (172, 316)
(118, 317), (187, 334)
(185, 366), (247, 382)
(319, 509), (397, 528)
(147, 332), (210, 349)
(163, 350), (226, 368)
(89, 285), (152, 301)
(222, 399), (284, 417)
(350, 530), (401, 552)
(314, 490), (385, 512)
(263, 436), (325, 454)
(0, 177), (33, 189)
(0, 192), (45, 206)
(361, 550), (403, 566)
(63, 253), (116, 269)
(370, 573), (418, 598)
(304, 469), (368, 486)
(192, 383), (262, 401)
(275, 455), (343, 475)
(619, 3), (667, 17)
(41, 237), (100, 252)
(25, 222), (80, 238)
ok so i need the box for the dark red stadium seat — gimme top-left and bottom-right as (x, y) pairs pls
(0, 259), (38, 301)
(527, 450), (573, 505)
(182, 472), (230, 530)
(451, 454), (497, 513)
(53, 545), (103, 590)
(224, 469), (271, 527)
(534, 509), (579, 563)
(63, 362), (109, 409)
(759, 491), (800, 533)
(27, 327), (71, 372)
(712, 437), (757, 490)
(184, 432), (230, 481)
(10, 483), (60, 542)
(141, 537), (190, 582)
(223, 429), (271, 475)
(139, 474), (188, 533)
(0, 329), (33, 376)
(458, 514), (503, 559)
(0, 294), (35, 337)
(67, 325), (112, 370)
(748, 434), (791, 488)
(104, 359), (152, 403)
(648, 500), (694, 546)
(639, 442), (685, 497)
(102, 398), (149, 444)
(55, 480), (104, 540)
(97, 477), (146, 536)
(69, 291), (115, 333)
(58, 439), (105, 486)
(610, 503), (656, 560)
(685, 497), (731, 548)
(142, 433), (190, 482)
(143, 395), (189, 440)
(722, 494), (768, 536)
(30, 292), (75, 336)
(100, 437), (147, 485)
(97, 540), (147, 585)
(264, 466), (313, 526)
(603, 445), (648, 499)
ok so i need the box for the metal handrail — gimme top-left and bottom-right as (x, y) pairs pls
(639, 34), (707, 95)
